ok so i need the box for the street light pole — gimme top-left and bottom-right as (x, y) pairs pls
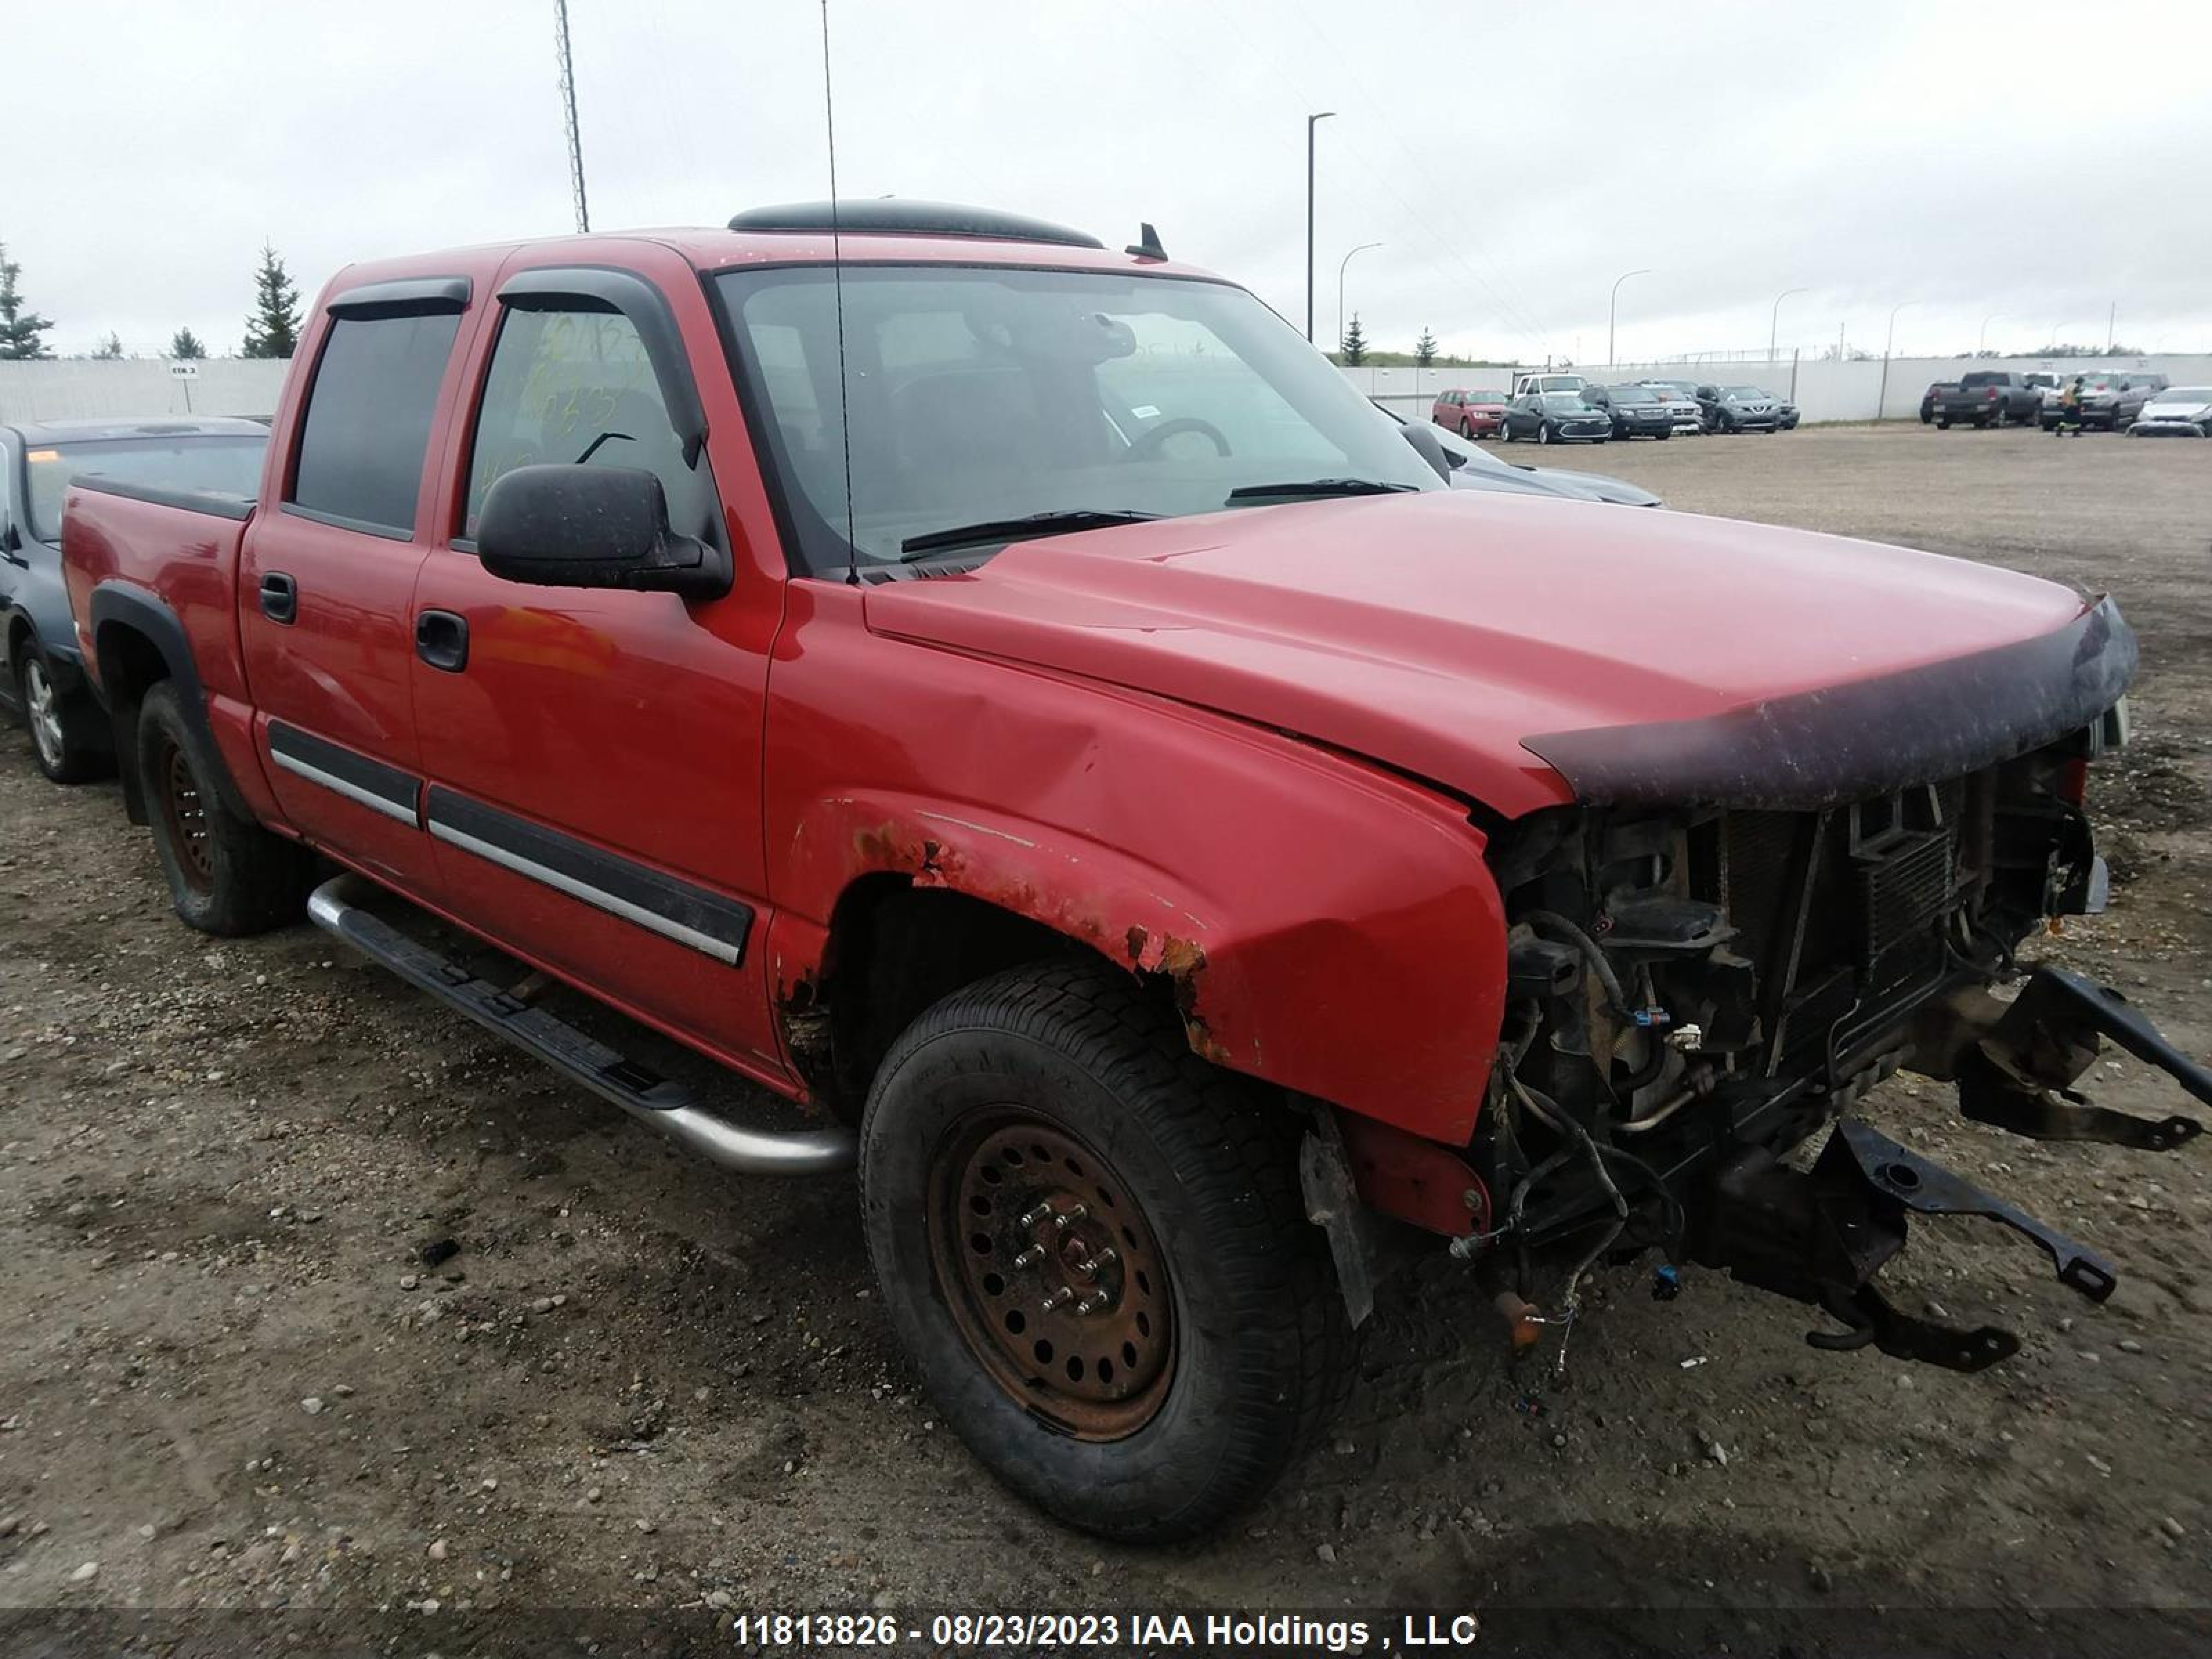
(1769, 287), (1808, 364)
(1876, 299), (1918, 422)
(1979, 312), (2003, 354)
(1304, 111), (1335, 343)
(1607, 268), (1651, 369)
(1337, 241), (1382, 357)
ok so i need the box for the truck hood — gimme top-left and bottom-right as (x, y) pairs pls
(863, 490), (2130, 817)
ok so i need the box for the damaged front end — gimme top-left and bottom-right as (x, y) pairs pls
(1466, 679), (2207, 1373)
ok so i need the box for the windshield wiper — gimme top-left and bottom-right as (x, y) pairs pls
(1224, 478), (1420, 503)
(899, 509), (1162, 561)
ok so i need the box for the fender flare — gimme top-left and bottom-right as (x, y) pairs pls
(87, 581), (252, 821)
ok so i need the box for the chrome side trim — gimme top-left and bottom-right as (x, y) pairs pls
(270, 749), (418, 825)
(427, 819), (742, 966)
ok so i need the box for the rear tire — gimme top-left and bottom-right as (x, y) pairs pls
(859, 961), (1354, 1543)
(17, 644), (111, 785)
(137, 679), (312, 936)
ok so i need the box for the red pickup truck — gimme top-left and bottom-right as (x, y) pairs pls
(61, 201), (2207, 1542)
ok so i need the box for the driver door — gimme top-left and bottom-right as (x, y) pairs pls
(406, 254), (785, 1075)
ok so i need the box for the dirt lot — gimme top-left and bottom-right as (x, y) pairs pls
(2, 424), (2208, 1651)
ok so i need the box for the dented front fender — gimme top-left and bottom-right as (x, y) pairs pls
(763, 584), (1512, 1143)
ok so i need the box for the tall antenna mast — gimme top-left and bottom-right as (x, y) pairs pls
(821, 0), (858, 585)
(554, 0), (591, 234)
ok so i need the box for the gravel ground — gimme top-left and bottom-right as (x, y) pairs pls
(1, 423), (2208, 1652)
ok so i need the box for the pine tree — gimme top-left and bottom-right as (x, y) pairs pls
(1414, 327), (1438, 368)
(241, 241), (301, 359)
(91, 332), (125, 360)
(170, 328), (207, 361)
(1340, 312), (1368, 367)
(0, 243), (55, 361)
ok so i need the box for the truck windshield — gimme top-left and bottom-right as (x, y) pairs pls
(24, 433), (267, 543)
(716, 265), (1438, 574)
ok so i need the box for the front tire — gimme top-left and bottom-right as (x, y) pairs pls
(859, 962), (1353, 1543)
(137, 679), (312, 935)
(17, 644), (111, 785)
(1537, 421), (1555, 446)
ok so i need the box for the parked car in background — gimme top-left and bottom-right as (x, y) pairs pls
(1582, 384), (1674, 440)
(1500, 390), (1612, 444)
(1, 418), (266, 782)
(1511, 371), (1588, 398)
(1432, 388), (1509, 439)
(2128, 386), (2212, 437)
(2098, 372), (2170, 431)
(2022, 370), (2063, 404)
(1933, 372), (2042, 429)
(1375, 402), (1661, 505)
(1696, 384), (1782, 433)
(1635, 380), (1706, 433)
(2038, 373), (2121, 431)
(1920, 380), (1958, 423)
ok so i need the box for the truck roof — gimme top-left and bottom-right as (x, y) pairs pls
(3, 415), (269, 445)
(323, 203), (1221, 294)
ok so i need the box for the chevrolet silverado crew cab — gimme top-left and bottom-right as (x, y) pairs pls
(61, 201), (2209, 1543)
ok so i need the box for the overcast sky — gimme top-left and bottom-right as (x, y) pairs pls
(8, 1), (2208, 365)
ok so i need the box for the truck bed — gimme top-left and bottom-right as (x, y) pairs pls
(59, 479), (277, 823)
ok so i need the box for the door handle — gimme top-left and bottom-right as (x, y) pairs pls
(259, 571), (297, 624)
(415, 610), (469, 673)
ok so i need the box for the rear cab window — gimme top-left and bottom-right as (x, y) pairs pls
(288, 312), (463, 536)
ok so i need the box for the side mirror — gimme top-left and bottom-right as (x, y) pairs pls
(1398, 420), (1456, 481)
(477, 465), (729, 599)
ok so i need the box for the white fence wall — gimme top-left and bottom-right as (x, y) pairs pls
(0, 359), (290, 424)
(11, 349), (2206, 433)
(1353, 355), (2212, 425)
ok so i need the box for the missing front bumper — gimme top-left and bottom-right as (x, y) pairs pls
(1689, 1116), (2116, 1373)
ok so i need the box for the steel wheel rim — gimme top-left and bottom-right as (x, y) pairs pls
(154, 736), (215, 894)
(927, 1111), (1175, 1441)
(24, 659), (64, 768)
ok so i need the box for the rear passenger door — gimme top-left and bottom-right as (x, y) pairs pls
(406, 260), (785, 1075)
(239, 277), (476, 890)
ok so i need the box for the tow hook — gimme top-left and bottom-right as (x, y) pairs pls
(1689, 1117), (2116, 1374)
